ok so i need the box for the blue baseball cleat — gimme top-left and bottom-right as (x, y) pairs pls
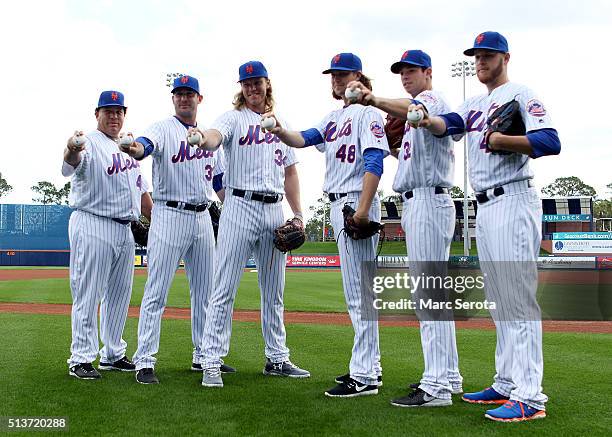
(485, 400), (546, 422)
(462, 387), (509, 404)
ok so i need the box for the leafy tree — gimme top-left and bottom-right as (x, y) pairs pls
(541, 176), (596, 197)
(449, 186), (465, 199)
(305, 196), (332, 240)
(31, 181), (71, 205)
(0, 172), (13, 199)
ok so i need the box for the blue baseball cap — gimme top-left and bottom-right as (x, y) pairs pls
(238, 61), (268, 82)
(390, 50), (432, 73)
(464, 31), (509, 56)
(97, 90), (126, 109)
(171, 75), (200, 94)
(322, 53), (362, 74)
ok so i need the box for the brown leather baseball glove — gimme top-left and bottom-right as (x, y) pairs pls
(384, 114), (406, 150)
(273, 218), (306, 253)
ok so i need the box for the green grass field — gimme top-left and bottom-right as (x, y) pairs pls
(0, 267), (610, 435)
(1, 314), (611, 436)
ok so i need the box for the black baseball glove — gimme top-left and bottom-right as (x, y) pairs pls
(485, 100), (526, 155)
(342, 204), (384, 240)
(273, 218), (306, 253)
(131, 220), (149, 247)
(208, 201), (221, 240)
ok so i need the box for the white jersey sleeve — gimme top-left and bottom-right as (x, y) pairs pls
(358, 106), (390, 155)
(515, 86), (554, 132)
(212, 111), (238, 149)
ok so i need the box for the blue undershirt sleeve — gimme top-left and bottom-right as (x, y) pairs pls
(135, 136), (154, 160)
(300, 128), (324, 147)
(527, 128), (561, 158)
(363, 148), (384, 177)
(212, 173), (224, 193)
(437, 113), (465, 137)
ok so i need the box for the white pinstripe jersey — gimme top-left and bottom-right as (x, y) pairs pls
(144, 116), (214, 204)
(212, 108), (297, 195)
(454, 81), (554, 192)
(314, 104), (390, 193)
(392, 89), (454, 192)
(63, 129), (149, 220)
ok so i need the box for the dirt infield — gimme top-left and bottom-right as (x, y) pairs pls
(0, 302), (610, 334)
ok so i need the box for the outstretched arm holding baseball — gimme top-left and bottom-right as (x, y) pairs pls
(187, 127), (223, 151)
(346, 80), (414, 120)
(261, 112), (306, 148)
(64, 131), (86, 168)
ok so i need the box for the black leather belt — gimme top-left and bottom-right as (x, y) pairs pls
(112, 218), (131, 225)
(403, 186), (448, 201)
(166, 201), (209, 212)
(475, 180), (534, 204)
(476, 188), (504, 204)
(329, 193), (348, 202)
(232, 189), (283, 204)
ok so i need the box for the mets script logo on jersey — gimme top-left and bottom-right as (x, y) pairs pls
(107, 153), (140, 175)
(527, 99), (546, 117)
(370, 121), (384, 138)
(324, 119), (352, 142)
(239, 125), (281, 145)
(171, 142), (214, 163)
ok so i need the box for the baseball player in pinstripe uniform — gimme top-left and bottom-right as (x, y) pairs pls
(188, 61), (310, 388)
(120, 75), (233, 384)
(63, 90), (153, 379)
(348, 50), (464, 407)
(268, 53), (389, 397)
(409, 32), (561, 421)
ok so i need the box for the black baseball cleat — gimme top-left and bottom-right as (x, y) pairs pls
(391, 388), (452, 407)
(263, 359), (310, 378)
(99, 356), (136, 372)
(325, 377), (378, 398)
(335, 373), (382, 387)
(191, 363), (237, 374)
(136, 368), (159, 384)
(69, 363), (101, 380)
(409, 382), (463, 395)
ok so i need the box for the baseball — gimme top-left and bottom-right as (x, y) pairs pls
(119, 134), (134, 146)
(188, 131), (202, 146)
(73, 135), (85, 147)
(345, 87), (362, 101)
(407, 109), (424, 123)
(261, 117), (276, 130)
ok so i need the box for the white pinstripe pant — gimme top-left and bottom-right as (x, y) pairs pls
(476, 186), (548, 410)
(402, 190), (462, 399)
(67, 211), (135, 367)
(331, 192), (382, 386)
(133, 204), (214, 370)
(201, 194), (289, 368)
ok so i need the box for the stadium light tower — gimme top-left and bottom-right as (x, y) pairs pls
(451, 60), (476, 256)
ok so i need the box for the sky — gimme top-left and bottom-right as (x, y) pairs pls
(1, 0), (611, 218)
